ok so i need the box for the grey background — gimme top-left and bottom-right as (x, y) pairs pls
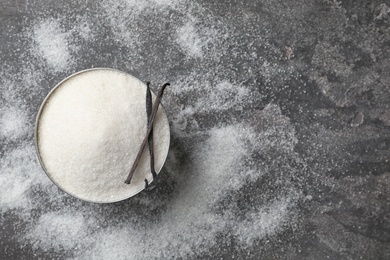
(0, 0), (389, 259)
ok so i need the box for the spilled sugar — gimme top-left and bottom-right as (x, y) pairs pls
(27, 211), (87, 251)
(0, 106), (28, 140)
(176, 20), (204, 58)
(100, 0), (173, 50)
(74, 122), (300, 259)
(32, 19), (72, 72)
(0, 144), (49, 211)
(2, 107), (301, 259)
(76, 20), (93, 41)
(30, 17), (93, 72)
(171, 80), (252, 113)
(1, 0), (304, 259)
(0, 73), (33, 138)
(234, 196), (297, 247)
(167, 76), (259, 137)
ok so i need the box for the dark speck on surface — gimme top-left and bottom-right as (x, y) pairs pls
(351, 112), (364, 127)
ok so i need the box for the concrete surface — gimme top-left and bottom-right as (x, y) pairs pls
(0, 0), (389, 259)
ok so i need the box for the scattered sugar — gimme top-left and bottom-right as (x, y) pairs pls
(76, 20), (92, 41)
(78, 225), (149, 260)
(176, 20), (204, 58)
(37, 69), (170, 203)
(0, 145), (49, 211)
(174, 80), (251, 113)
(0, 106), (28, 140)
(2, 92), (300, 255)
(234, 196), (297, 247)
(10, 113), (300, 258)
(167, 76), (258, 136)
(154, 125), (254, 256)
(0, 56), (51, 214)
(32, 19), (72, 72)
(27, 211), (86, 251)
(75, 111), (301, 258)
(190, 125), (255, 197)
(100, 0), (158, 48)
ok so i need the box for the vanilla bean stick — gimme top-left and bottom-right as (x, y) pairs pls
(144, 82), (157, 190)
(146, 82), (157, 179)
(125, 83), (169, 184)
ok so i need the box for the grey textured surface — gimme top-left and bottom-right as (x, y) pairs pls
(1, 0), (390, 259)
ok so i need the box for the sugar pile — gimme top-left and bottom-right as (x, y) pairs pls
(37, 69), (170, 202)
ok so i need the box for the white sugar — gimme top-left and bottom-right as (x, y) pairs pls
(75, 120), (300, 259)
(234, 196), (297, 247)
(0, 105), (28, 140)
(27, 211), (86, 251)
(76, 125), (255, 259)
(36, 69), (170, 203)
(32, 19), (71, 71)
(0, 145), (48, 211)
(176, 20), (204, 58)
